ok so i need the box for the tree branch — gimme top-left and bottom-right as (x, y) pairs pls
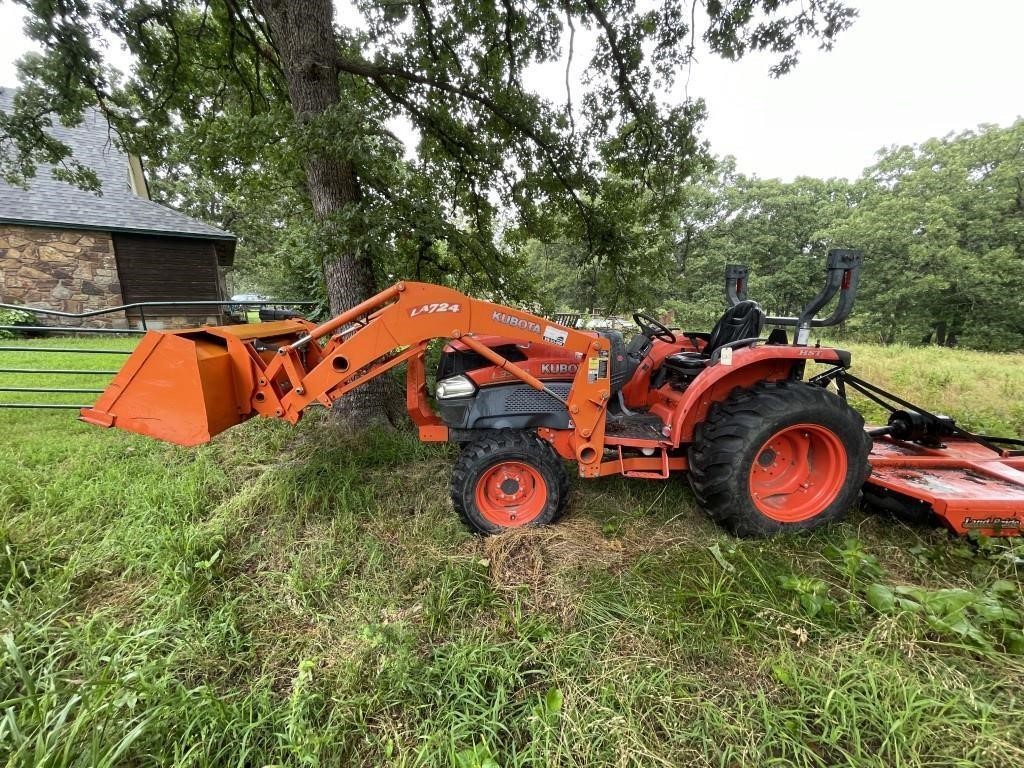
(565, 10), (576, 137)
(335, 54), (595, 234)
(500, 0), (518, 90)
(581, 0), (643, 118)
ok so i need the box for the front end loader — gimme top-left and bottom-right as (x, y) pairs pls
(81, 251), (1024, 538)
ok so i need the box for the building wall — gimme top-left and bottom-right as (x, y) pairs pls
(112, 233), (224, 329)
(0, 224), (226, 330)
(0, 223), (126, 328)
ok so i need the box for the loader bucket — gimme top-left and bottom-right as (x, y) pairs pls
(80, 320), (309, 446)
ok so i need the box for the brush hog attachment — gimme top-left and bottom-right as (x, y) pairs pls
(814, 369), (1024, 537)
(80, 319), (310, 446)
(867, 436), (1024, 535)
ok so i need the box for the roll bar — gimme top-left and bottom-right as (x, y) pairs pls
(725, 249), (863, 345)
(725, 264), (749, 304)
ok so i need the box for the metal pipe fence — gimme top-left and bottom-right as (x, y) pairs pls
(0, 297), (314, 409)
(1, 297), (317, 332)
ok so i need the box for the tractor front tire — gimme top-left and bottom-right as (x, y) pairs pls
(451, 431), (570, 535)
(688, 381), (870, 538)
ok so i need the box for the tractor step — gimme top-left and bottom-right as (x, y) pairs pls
(866, 436), (1024, 536)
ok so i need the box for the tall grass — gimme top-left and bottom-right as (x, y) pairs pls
(1, 338), (1022, 766)
(833, 341), (1024, 435)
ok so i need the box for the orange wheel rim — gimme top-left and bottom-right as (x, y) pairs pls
(474, 461), (548, 527)
(749, 423), (847, 523)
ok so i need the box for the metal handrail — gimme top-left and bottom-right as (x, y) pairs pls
(1, 297), (317, 335)
(1, 403), (93, 409)
(0, 386), (104, 393)
(0, 325), (145, 335)
(0, 368), (119, 374)
(0, 346), (131, 354)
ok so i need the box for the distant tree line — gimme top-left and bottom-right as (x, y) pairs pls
(524, 120), (1024, 351)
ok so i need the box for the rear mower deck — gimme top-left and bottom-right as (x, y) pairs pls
(866, 436), (1024, 536)
(809, 366), (1024, 537)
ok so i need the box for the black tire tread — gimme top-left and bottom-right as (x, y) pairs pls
(451, 430), (570, 534)
(688, 380), (871, 537)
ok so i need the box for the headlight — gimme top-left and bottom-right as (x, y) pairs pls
(436, 374), (477, 400)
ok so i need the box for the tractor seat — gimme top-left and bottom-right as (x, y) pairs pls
(596, 329), (638, 394)
(660, 301), (766, 378)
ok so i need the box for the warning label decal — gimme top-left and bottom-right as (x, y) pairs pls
(543, 325), (569, 346)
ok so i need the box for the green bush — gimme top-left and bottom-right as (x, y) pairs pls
(0, 308), (37, 338)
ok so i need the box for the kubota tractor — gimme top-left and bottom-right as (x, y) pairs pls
(81, 250), (1024, 537)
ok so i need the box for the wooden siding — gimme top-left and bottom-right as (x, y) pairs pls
(112, 233), (223, 315)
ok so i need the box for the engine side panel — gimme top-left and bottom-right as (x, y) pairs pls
(436, 382), (573, 430)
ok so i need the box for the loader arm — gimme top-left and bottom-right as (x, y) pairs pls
(82, 282), (614, 476)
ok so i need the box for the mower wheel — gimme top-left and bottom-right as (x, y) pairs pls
(451, 431), (570, 534)
(688, 381), (870, 538)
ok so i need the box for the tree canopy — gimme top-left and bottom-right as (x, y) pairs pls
(3, 0), (855, 307)
(2, 3), (1018, 353)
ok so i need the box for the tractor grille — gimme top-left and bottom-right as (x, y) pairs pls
(503, 382), (571, 413)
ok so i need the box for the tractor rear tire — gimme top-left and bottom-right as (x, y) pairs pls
(688, 381), (870, 538)
(451, 431), (570, 535)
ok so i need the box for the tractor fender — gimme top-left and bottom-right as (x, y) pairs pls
(667, 345), (847, 445)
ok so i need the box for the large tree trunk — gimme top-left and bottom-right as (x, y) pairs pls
(255, 0), (401, 427)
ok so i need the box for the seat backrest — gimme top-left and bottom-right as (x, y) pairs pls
(704, 300), (765, 356)
(596, 329), (639, 394)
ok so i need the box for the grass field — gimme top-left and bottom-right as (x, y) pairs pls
(2, 337), (1023, 767)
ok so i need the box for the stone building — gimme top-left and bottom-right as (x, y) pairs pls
(0, 87), (236, 329)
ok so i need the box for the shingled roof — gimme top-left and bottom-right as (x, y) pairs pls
(0, 87), (235, 263)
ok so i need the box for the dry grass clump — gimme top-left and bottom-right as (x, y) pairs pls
(480, 517), (624, 622)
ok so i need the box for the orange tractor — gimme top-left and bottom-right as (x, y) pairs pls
(82, 250), (1024, 537)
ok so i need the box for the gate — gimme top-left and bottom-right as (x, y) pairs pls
(0, 299), (315, 410)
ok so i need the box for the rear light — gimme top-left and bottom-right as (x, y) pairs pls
(436, 374), (477, 400)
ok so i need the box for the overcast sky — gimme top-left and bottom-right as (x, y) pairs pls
(0, 0), (1020, 181)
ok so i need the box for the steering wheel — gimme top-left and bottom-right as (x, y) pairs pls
(633, 312), (676, 344)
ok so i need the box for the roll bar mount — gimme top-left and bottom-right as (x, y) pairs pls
(725, 249), (863, 345)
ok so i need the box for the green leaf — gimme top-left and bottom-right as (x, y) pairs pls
(1003, 630), (1024, 655)
(895, 597), (924, 613)
(772, 663), (794, 687)
(544, 687), (563, 715)
(708, 543), (735, 572)
(865, 583), (895, 613)
(799, 592), (825, 618)
(456, 743), (502, 768)
(990, 580), (1017, 595)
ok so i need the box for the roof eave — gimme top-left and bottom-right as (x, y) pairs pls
(0, 215), (235, 241)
